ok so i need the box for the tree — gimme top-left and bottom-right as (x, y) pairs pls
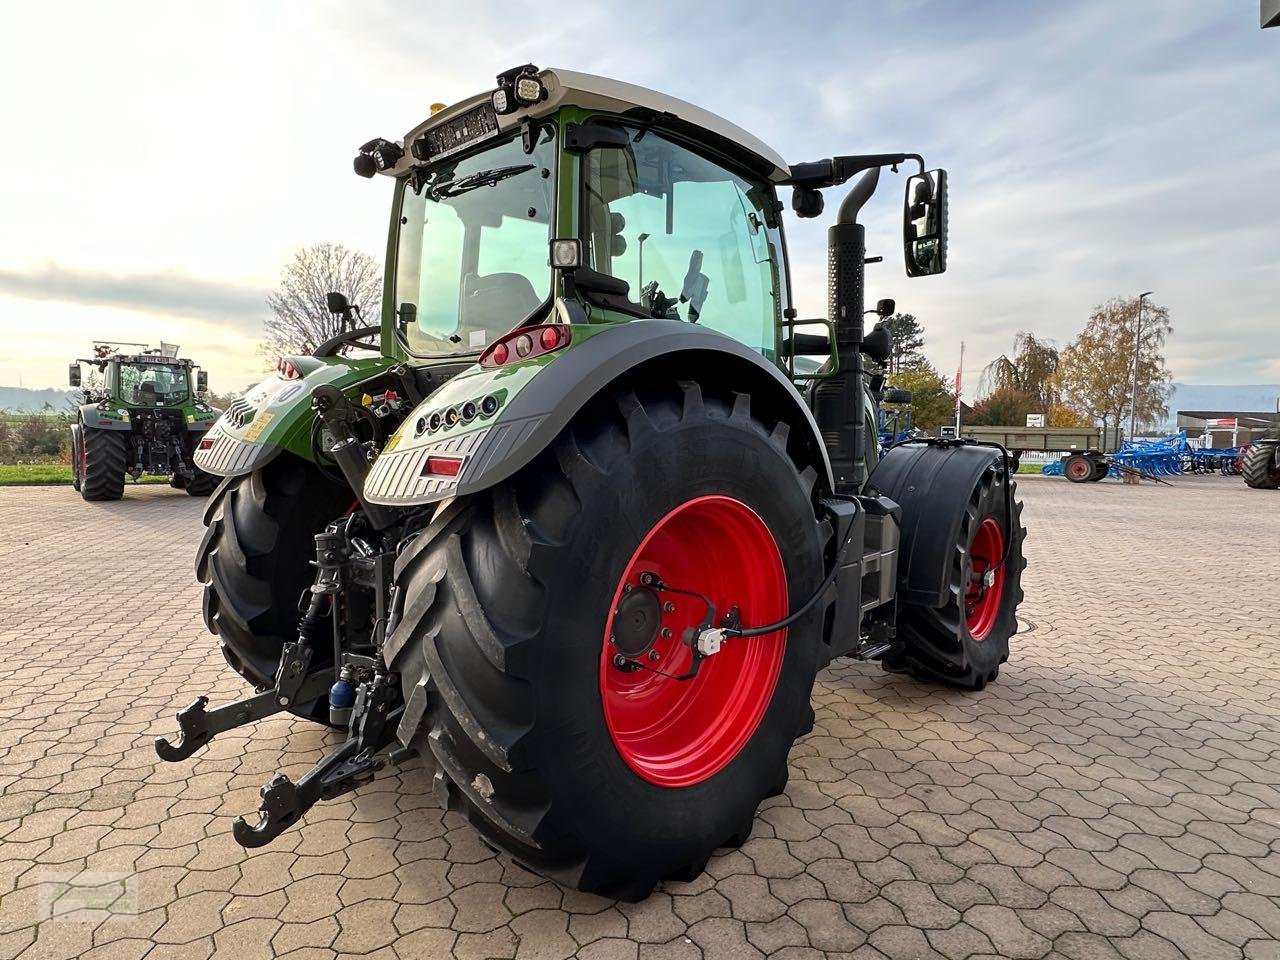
(882, 313), (926, 374)
(1054, 295), (1173, 440)
(968, 386), (1039, 427)
(262, 243), (382, 357)
(980, 331), (1062, 413)
(886, 362), (955, 431)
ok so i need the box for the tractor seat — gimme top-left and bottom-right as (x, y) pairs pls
(461, 272), (540, 331)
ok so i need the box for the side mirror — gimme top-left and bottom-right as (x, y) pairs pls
(903, 169), (948, 277)
(875, 298), (895, 318)
(862, 321), (893, 364)
(68, 364), (81, 388)
(326, 291), (351, 316)
(197, 370), (208, 393)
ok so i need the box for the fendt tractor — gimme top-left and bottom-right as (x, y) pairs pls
(68, 343), (222, 501)
(161, 66), (1026, 900)
(1242, 439), (1280, 489)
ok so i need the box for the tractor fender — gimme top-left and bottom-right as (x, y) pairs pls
(867, 441), (1004, 608)
(77, 403), (132, 430)
(363, 320), (834, 506)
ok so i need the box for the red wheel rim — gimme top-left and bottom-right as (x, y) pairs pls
(965, 516), (1006, 641)
(1066, 458), (1091, 480)
(599, 495), (788, 788)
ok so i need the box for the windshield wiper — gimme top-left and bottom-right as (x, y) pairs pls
(428, 163), (536, 199)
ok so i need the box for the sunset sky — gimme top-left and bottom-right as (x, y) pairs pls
(1, 0), (1276, 394)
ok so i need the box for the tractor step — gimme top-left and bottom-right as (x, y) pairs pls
(154, 640), (327, 762)
(851, 639), (892, 661)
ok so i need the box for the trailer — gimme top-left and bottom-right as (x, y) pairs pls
(958, 425), (1120, 474)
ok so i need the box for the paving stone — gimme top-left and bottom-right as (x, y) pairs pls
(1, 472), (1277, 960)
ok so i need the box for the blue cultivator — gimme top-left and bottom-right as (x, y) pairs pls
(1043, 430), (1236, 484)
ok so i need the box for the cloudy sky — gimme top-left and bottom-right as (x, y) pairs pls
(1, 0), (1276, 394)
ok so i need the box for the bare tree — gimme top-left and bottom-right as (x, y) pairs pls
(262, 243), (382, 356)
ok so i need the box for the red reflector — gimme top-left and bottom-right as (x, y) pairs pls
(424, 456), (463, 477)
(540, 326), (561, 350)
(491, 342), (509, 365)
(198, 438), (215, 450)
(97, 420), (113, 426)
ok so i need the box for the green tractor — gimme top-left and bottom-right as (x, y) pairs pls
(164, 66), (1026, 900)
(68, 343), (222, 501)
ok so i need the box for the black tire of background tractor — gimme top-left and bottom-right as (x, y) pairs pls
(80, 428), (127, 501)
(1064, 454), (1093, 483)
(185, 468), (220, 497)
(196, 456), (353, 723)
(894, 462), (1026, 690)
(1088, 458), (1109, 482)
(70, 425), (83, 492)
(1242, 444), (1280, 490)
(385, 381), (825, 901)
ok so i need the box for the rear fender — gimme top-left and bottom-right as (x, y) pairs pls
(867, 441), (1004, 608)
(363, 320), (834, 506)
(194, 354), (392, 478)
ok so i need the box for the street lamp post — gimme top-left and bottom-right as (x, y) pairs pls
(1128, 291), (1153, 441)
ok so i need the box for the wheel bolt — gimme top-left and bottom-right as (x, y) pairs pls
(661, 628), (672, 639)
(648, 650), (660, 662)
(663, 602), (676, 613)
(612, 654), (628, 668)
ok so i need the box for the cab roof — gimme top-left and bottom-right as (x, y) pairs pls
(395, 67), (791, 183)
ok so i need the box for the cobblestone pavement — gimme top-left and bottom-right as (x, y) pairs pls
(1, 476), (1279, 960)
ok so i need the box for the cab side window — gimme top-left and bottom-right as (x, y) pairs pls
(583, 130), (780, 358)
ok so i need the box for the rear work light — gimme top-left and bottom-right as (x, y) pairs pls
(424, 455), (464, 478)
(276, 358), (302, 380)
(479, 324), (570, 368)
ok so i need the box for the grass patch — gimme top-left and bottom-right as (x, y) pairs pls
(1017, 463), (1047, 474)
(0, 465), (169, 486)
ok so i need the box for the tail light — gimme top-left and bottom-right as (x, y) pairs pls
(479, 324), (570, 368)
(423, 456), (464, 477)
(277, 358), (302, 380)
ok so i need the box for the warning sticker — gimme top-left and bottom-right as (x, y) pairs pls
(244, 411), (275, 441)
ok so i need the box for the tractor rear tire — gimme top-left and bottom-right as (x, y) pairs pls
(385, 381), (825, 900)
(185, 468), (220, 497)
(1088, 458), (1109, 481)
(895, 462), (1025, 690)
(1242, 444), (1280, 489)
(196, 455), (353, 723)
(70, 425), (84, 492)
(80, 428), (127, 501)
(1063, 454), (1093, 483)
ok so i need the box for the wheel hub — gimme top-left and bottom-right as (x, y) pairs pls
(611, 586), (662, 659)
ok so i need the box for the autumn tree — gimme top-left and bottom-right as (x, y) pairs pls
(968, 386), (1040, 427)
(1054, 295), (1172, 440)
(881, 313), (926, 374)
(262, 243), (382, 356)
(886, 362), (955, 431)
(980, 332), (1062, 412)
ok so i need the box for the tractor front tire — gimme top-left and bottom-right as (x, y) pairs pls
(196, 456), (352, 722)
(80, 428), (127, 501)
(185, 468), (220, 497)
(895, 462), (1026, 690)
(1242, 444), (1280, 490)
(386, 381), (825, 900)
(1088, 457), (1109, 481)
